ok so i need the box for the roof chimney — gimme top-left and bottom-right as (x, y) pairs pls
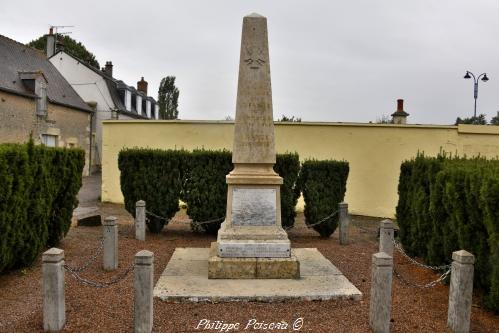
(46, 28), (56, 58)
(104, 61), (113, 77)
(137, 77), (148, 95)
(391, 99), (410, 124)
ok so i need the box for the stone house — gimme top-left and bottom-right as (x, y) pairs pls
(0, 34), (94, 175)
(48, 32), (159, 168)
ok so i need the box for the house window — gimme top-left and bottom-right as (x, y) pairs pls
(41, 134), (57, 147)
(125, 90), (132, 111)
(36, 81), (47, 116)
(136, 95), (142, 115)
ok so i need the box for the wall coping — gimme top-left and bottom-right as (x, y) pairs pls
(103, 119), (461, 130)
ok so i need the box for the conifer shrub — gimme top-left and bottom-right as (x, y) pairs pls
(0, 142), (84, 273)
(396, 153), (499, 311)
(118, 149), (302, 234)
(275, 153), (301, 229)
(182, 150), (232, 234)
(297, 160), (349, 237)
(118, 148), (186, 233)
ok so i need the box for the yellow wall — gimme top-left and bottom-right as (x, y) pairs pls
(102, 121), (499, 218)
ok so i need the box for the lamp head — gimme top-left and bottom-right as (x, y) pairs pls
(481, 74), (489, 82)
(464, 72), (471, 79)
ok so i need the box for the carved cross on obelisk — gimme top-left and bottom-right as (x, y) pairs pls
(212, 14), (299, 278)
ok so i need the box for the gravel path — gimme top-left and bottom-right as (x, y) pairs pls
(0, 204), (497, 333)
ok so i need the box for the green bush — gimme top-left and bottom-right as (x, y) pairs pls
(0, 142), (84, 273)
(297, 160), (349, 237)
(396, 153), (499, 311)
(275, 153), (301, 229)
(118, 149), (302, 234)
(118, 148), (186, 233)
(182, 150), (232, 234)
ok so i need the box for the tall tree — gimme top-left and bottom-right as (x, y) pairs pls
(27, 35), (99, 69)
(158, 76), (180, 119)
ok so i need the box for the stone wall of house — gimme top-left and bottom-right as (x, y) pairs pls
(0, 90), (92, 175)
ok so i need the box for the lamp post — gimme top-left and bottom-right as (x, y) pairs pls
(463, 71), (489, 118)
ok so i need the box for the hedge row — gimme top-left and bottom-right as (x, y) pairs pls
(0, 141), (84, 273)
(396, 153), (499, 311)
(119, 149), (348, 236)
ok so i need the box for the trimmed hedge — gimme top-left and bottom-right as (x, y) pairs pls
(0, 141), (84, 273)
(182, 150), (232, 234)
(118, 149), (186, 233)
(297, 160), (349, 237)
(118, 149), (302, 233)
(396, 153), (499, 311)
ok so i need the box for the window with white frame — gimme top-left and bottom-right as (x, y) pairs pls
(41, 134), (57, 147)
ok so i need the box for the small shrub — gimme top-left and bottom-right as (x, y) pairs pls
(118, 148), (186, 233)
(298, 160), (349, 237)
(0, 142), (84, 273)
(275, 153), (301, 229)
(182, 150), (232, 234)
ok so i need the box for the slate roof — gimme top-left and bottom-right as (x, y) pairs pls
(52, 51), (155, 119)
(0, 35), (93, 113)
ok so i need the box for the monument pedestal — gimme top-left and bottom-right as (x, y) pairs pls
(209, 164), (300, 279)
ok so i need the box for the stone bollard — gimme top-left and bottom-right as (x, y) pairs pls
(135, 200), (146, 241)
(369, 252), (393, 333)
(43, 248), (65, 332)
(134, 250), (154, 333)
(103, 216), (118, 271)
(379, 219), (394, 257)
(448, 250), (475, 333)
(338, 202), (349, 245)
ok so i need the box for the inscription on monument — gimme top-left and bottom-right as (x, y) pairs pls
(218, 242), (290, 258)
(231, 188), (276, 226)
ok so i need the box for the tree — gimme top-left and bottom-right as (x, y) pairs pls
(27, 35), (99, 69)
(278, 115), (301, 122)
(376, 115), (392, 124)
(158, 76), (179, 119)
(490, 112), (499, 125)
(455, 114), (487, 125)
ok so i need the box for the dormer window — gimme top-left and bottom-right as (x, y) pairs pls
(125, 90), (132, 112)
(155, 104), (160, 120)
(146, 100), (151, 118)
(136, 94), (142, 115)
(19, 71), (48, 116)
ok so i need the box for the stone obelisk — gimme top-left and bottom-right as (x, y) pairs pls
(209, 13), (299, 279)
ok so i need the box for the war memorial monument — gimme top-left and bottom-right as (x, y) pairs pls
(154, 13), (361, 302)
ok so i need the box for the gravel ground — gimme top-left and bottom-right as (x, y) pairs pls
(0, 203), (497, 333)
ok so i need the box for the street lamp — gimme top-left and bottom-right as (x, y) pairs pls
(463, 71), (489, 118)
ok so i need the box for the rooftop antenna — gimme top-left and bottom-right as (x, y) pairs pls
(49, 25), (74, 53)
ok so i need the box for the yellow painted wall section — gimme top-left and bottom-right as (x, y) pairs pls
(102, 121), (499, 218)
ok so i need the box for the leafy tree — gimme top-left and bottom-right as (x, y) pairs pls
(278, 115), (301, 122)
(376, 115), (392, 124)
(27, 34), (99, 69)
(490, 112), (499, 125)
(158, 76), (179, 119)
(455, 114), (487, 125)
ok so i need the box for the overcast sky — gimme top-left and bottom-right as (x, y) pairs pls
(2, 1), (499, 124)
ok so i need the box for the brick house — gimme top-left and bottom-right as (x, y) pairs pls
(0, 34), (94, 175)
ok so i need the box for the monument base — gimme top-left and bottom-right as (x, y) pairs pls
(208, 243), (300, 279)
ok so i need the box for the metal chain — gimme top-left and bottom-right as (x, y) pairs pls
(191, 216), (225, 226)
(393, 266), (451, 289)
(305, 209), (339, 228)
(64, 263), (135, 288)
(145, 210), (170, 222)
(64, 237), (104, 273)
(393, 239), (451, 271)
